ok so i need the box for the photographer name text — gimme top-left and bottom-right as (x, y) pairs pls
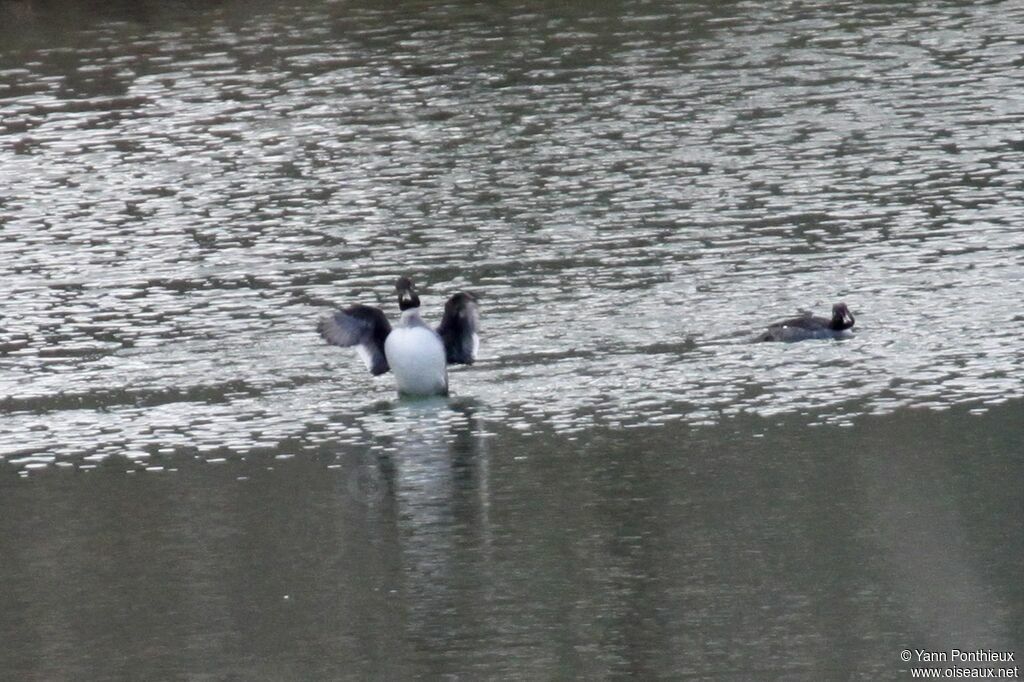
(913, 651), (1016, 664)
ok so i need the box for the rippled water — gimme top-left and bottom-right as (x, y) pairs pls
(3, 0), (1024, 469)
(1, 0), (1022, 677)
(2, 0), (1023, 467)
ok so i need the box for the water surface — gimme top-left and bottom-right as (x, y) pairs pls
(1, 0), (1022, 678)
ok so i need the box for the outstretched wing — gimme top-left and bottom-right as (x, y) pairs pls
(436, 292), (479, 365)
(317, 304), (392, 375)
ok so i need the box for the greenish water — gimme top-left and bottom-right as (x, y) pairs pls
(1, 0), (1022, 678)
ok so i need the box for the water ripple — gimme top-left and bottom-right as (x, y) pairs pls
(2, 0), (1023, 471)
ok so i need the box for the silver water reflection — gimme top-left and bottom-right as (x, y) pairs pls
(2, 0), (1024, 467)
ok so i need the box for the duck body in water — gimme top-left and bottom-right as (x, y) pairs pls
(318, 277), (479, 396)
(756, 302), (855, 342)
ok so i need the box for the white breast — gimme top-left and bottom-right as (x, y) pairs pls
(384, 326), (448, 396)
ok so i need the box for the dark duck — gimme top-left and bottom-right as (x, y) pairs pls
(756, 302), (855, 342)
(318, 277), (480, 396)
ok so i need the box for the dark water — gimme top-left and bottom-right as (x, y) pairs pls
(2, 403), (1021, 679)
(1, 0), (1022, 678)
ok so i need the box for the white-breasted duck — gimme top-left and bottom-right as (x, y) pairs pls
(318, 276), (479, 396)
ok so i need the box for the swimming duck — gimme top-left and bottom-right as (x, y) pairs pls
(318, 276), (479, 396)
(756, 302), (855, 342)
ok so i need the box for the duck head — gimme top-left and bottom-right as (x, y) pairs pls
(395, 276), (421, 311)
(830, 302), (855, 330)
